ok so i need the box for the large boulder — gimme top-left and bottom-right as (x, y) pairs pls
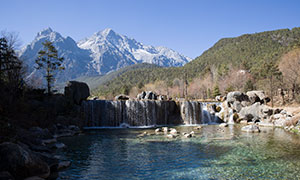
(226, 91), (249, 104)
(64, 81), (90, 105)
(28, 127), (53, 140)
(115, 94), (129, 101)
(158, 95), (167, 101)
(241, 125), (260, 133)
(238, 102), (262, 121)
(137, 91), (157, 100)
(137, 91), (146, 100)
(0, 142), (50, 180)
(232, 101), (243, 112)
(238, 102), (273, 122)
(145, 91), (157, 100)
(246, 90), (269, 104)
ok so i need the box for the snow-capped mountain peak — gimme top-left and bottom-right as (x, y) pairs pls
(99, 28), (115, 37)
(78, 28), (191, 72)
(38, 27), (53, 36)
(34, 27), (63, 42)
(20, 27), (191, 84)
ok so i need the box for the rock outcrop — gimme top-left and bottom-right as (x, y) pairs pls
(221, 90), (293, 127)
(0, 142), (50, 180)
(64, 81), (90, 105)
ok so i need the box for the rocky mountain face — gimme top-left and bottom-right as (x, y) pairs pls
(20, 28), (191, 84)
(20, 28), (96, 83)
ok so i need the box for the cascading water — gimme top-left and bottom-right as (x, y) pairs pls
(82, 100), (222, 128)
(201, 102), (223, 124)
(179, 101), (202, 125)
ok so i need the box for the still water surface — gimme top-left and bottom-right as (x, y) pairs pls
(58, 125), (300, 179)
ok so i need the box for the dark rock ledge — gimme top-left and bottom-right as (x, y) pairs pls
(0, 125), (81, 180)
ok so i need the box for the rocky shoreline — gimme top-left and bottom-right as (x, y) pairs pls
(0, 124), (81, 180)
(0, 81), (90, 180)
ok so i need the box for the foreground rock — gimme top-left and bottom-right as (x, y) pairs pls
(1, 124), (81, 179)
(57, 161), (71, 171)
(64, 81), (90, 105)
(166, 134), (177, 138)
(155, 128), (162, 133)
(183, 133), (193, 138)
(162, 127), (169, 132)
(0, 171), (14, 180)
(219, 123), (228, 127)
(51, 124), (81, 138)
(169, 128), (178, 135)
(0, 142), (50, 180)
(241, 125), (261, 133)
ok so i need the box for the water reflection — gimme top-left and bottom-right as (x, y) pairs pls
(58, 125), (300, 180)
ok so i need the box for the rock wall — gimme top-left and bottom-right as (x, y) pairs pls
(82, 100), (222, 127)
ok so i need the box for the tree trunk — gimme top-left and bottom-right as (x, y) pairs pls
(280, 88), (285, 105)
(292, 84), (295, 100)
(47, 66), (51, 96)
(270, 76), (274, 107)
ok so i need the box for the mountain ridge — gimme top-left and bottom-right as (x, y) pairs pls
(20, 27), (191, 84)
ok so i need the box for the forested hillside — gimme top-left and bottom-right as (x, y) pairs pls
(185, 27), (300, 76)
(94, 27), (300, 99)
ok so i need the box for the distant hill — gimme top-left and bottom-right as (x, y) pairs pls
(94, 27), (300, 97)
(55, 63), (160, 92)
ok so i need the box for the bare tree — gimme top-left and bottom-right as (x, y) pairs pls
(218, 67), (252, 93)
(1, 30), (22, 50)
(279, 48), (300, 99)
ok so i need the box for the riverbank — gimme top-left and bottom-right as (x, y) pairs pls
(0, 81), (90, 180)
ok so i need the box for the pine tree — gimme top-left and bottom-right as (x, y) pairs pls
(212, 85), (221, 98)
(243, 79), (255, 92)
(35, 41), (64, 95)
(120, 85), (130, 95)
(0, 37), (22, 84)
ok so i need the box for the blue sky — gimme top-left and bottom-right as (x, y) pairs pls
(1, 0), (300, 58)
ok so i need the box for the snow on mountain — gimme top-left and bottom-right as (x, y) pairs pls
(20, 27), (191, 84)
(78, 28), (191, 74)
(20, 28), (96, 83)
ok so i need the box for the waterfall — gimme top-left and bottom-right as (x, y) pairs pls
(82, 100), (222, 128)
(179, 101), (202, 125)
(201, 102), (223, 124)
